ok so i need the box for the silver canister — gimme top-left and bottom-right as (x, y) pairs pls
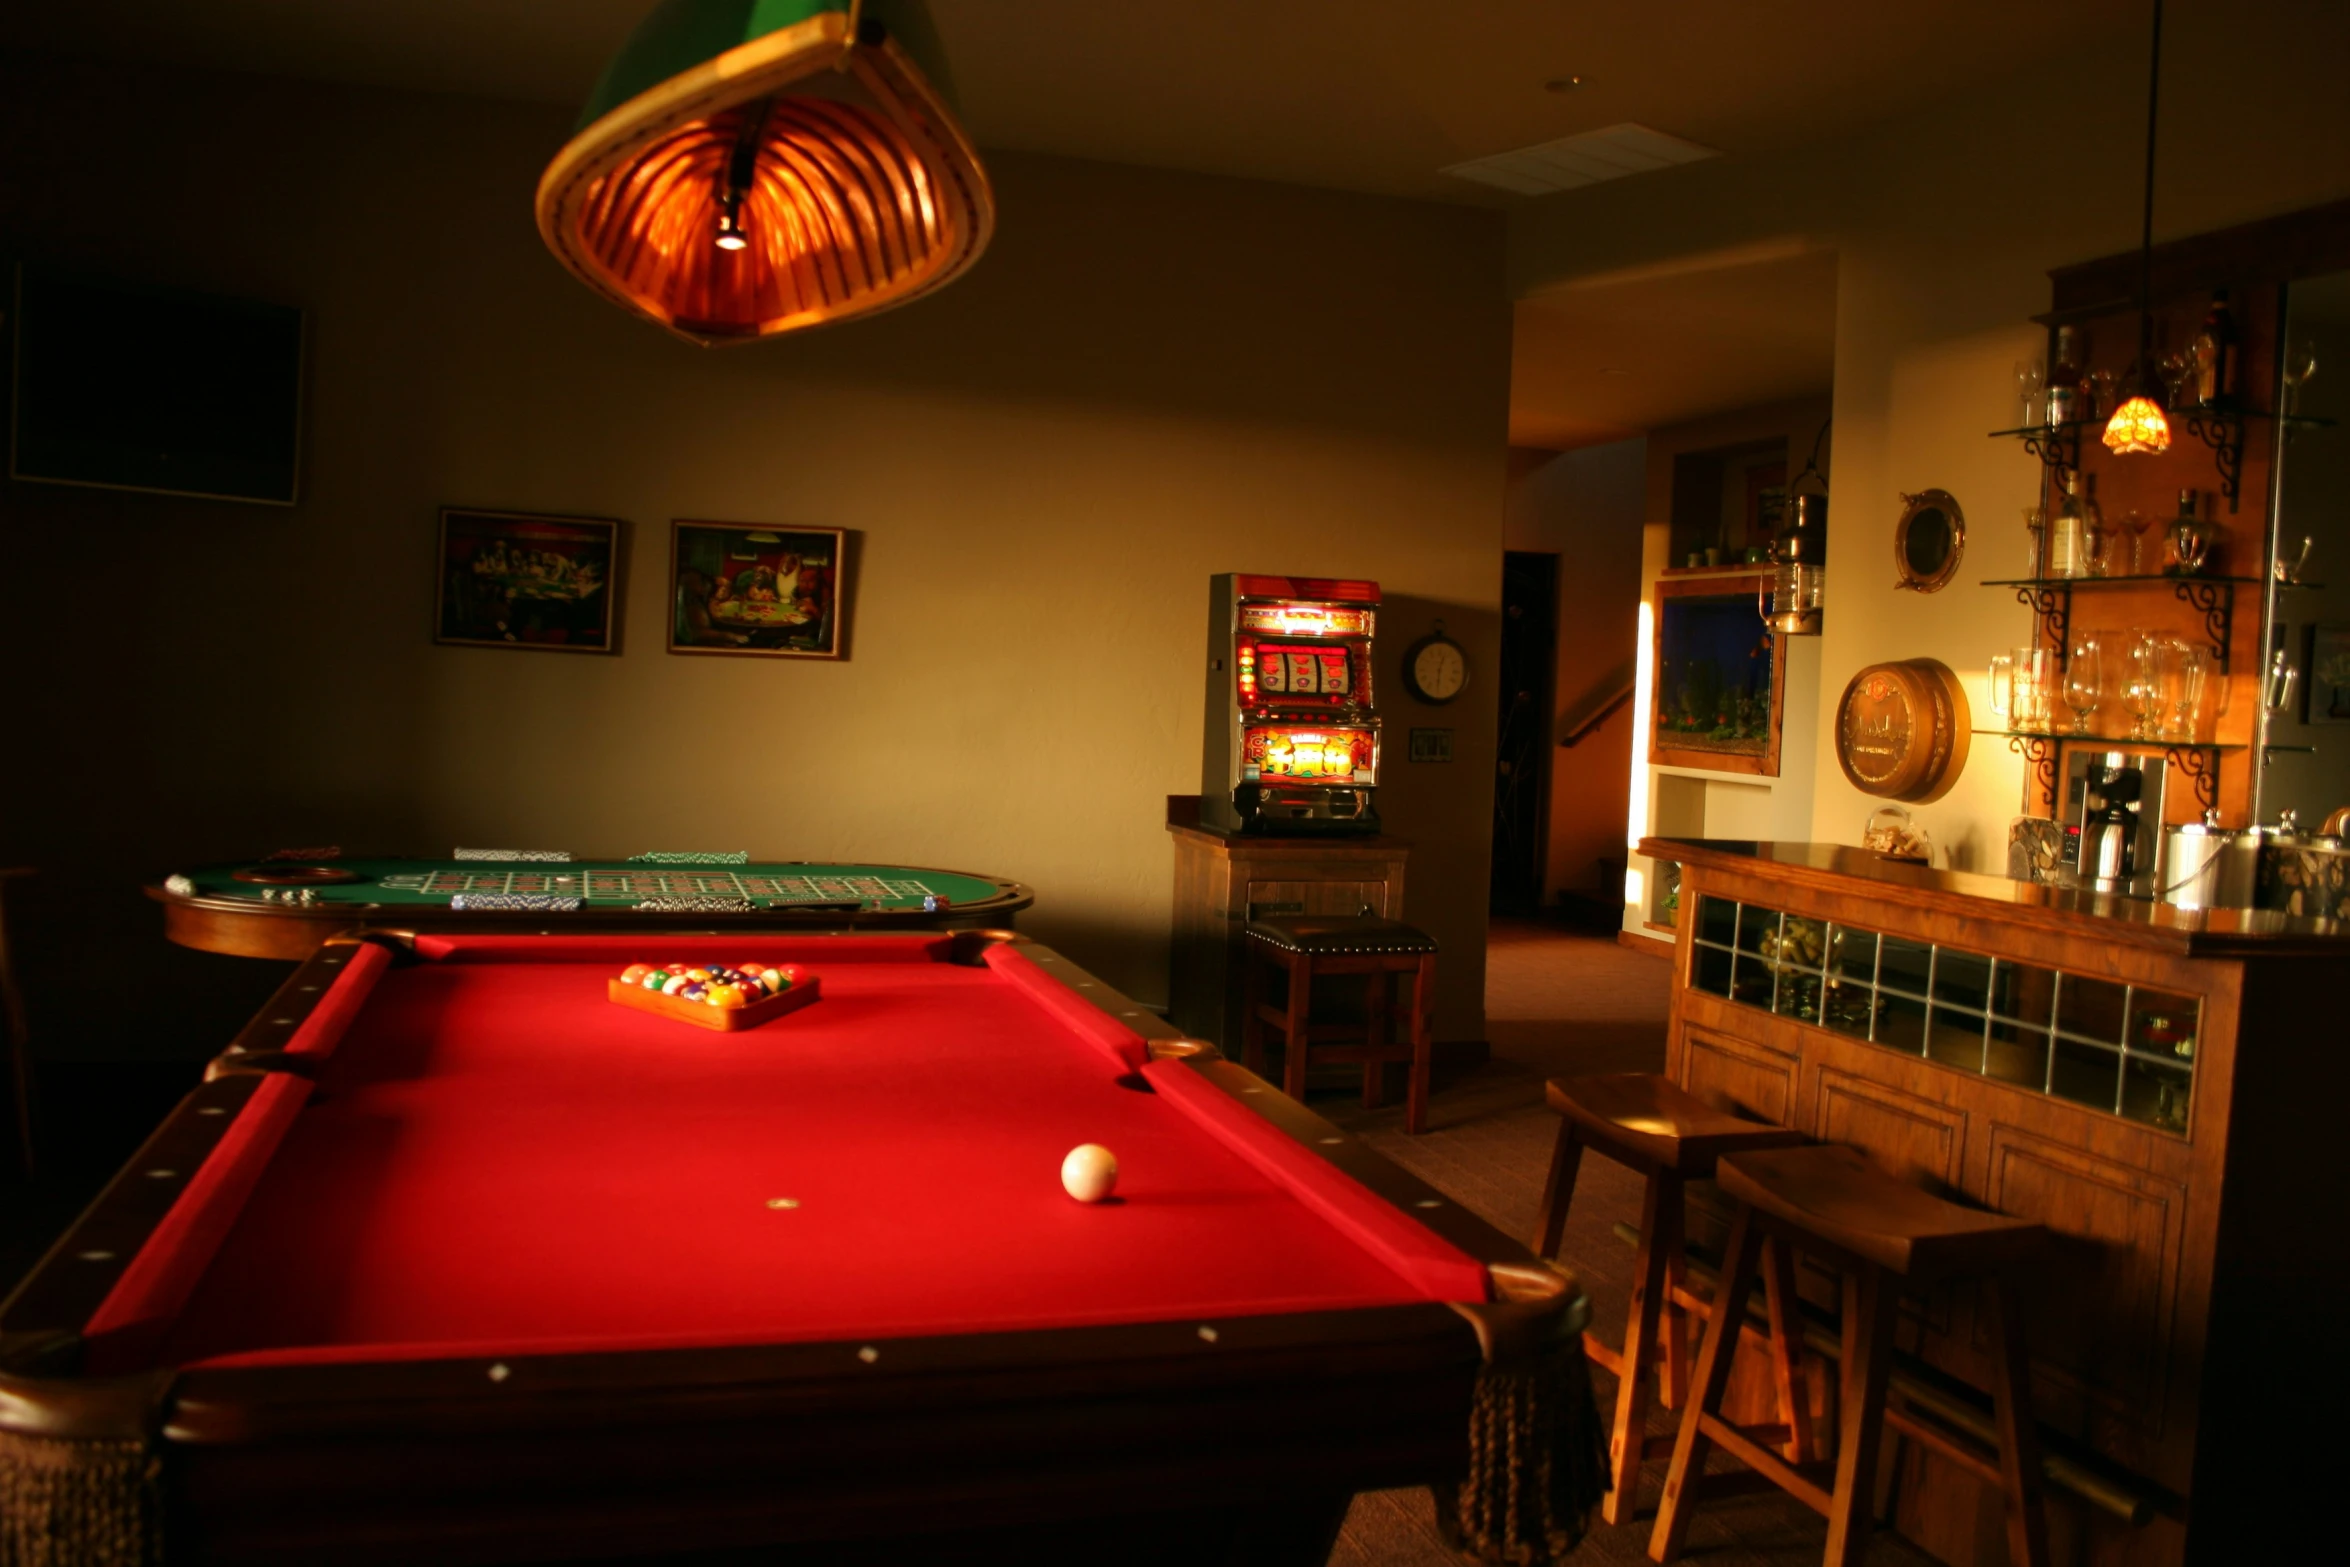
(2256, 830), (2350, 920)
(2159, 815), (2236, 909)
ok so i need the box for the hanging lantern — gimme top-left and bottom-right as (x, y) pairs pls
(2104, 0), (2171, 459)
(537, 0), (993, 346)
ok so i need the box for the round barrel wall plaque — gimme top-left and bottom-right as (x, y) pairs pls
(1835, 659), (1971, 803)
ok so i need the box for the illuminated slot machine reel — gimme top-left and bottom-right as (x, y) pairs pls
(1200, 574), (1384, 835)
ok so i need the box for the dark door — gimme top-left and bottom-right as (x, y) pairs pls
(1492, 552), (1558, 914)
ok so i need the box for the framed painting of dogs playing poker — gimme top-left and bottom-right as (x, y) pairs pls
(434, 507), (621, 653)
(669, 520), (847, 660)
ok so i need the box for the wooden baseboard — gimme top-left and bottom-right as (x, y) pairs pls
(1617, 927), (1673, 958)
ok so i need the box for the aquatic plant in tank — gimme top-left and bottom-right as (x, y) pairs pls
(1655, 595), (1774, 756)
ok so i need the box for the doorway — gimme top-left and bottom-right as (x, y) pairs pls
(1491, 551), (1558, 914)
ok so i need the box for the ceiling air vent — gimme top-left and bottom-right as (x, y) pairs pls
(1442, 123), (1718, 197)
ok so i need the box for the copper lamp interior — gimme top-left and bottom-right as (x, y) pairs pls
(538, 5), (992, 346)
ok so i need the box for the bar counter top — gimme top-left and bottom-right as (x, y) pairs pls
(1642, 837), (2349, 959)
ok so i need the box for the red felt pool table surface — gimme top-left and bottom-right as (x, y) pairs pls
(86, 934), (1489, 1375)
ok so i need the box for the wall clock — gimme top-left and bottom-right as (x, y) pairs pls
(1402, 622), (1469, 705)
(1834, 659), (1971, 802)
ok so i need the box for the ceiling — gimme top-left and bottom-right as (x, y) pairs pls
(1510, 248), (1840, 450)
(0, 2), (2135, 448)
(0, 1), (2134, 205)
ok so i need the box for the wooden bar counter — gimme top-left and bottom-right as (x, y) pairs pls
(1642, 837), (2350, 1567)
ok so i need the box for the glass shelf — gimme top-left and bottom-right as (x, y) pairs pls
(1971, 730), (2242, 749)
(1979, 574), (2262, 588)
(1980, 574), (2325, 591)
(1988, 411), (2335, 439)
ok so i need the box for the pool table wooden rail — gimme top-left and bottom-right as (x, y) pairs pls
(0, 929), (1591, 1566)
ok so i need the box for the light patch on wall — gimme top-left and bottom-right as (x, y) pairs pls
(1442, 123), (1718, 198)
(1628, 598), (1654, 854)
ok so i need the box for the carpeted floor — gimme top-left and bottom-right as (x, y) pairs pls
(1320, 919), (1934, 1566)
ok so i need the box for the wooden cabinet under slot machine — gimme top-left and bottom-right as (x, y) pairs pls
(1200, 574), (1383, 835)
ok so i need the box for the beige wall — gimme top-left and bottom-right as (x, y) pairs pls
(1516, 0), (2350, 874)
(0, 56), (1511, 1056)
(1503, 440), (1645, 901)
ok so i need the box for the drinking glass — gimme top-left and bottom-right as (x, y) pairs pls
(2119, 509), (2154, 575)
(2124, 633), (2166, 739)
(2089, 368), (2121, 419)
(2013, 359), (2045, 427)
(2022, 506), (2046, 578)
(2158, 351), (2192, 409)
(2275, 535), (2315, 585)
(2163, 639), (2209, 740)
(2064, 638), (2104, 735)
(2282, 338), (2319, 414)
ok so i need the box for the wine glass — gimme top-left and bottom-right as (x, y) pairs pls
(2158, 351), (2192, 410)
(2124, 633), (2166, 739)
(2282, 338), (2319, 415)
(2013, 359), (2045, 427)
(2064, 638), (2104, 735)
(2089, 368), (2121, 420)
(2118, 509), (2153, 575)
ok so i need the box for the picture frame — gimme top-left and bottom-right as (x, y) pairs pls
(2308, 624), (2350, 724)
(669, 521), (848, 660)
(434, 508), (621, 653)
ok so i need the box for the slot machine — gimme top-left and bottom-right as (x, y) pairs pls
(1200, 574), (1382, 834)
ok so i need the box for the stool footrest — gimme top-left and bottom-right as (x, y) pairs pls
(1885, 1399), (2007, 1489)
(1693, 1411), (1836, 1517)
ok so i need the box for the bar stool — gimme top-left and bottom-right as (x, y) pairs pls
(1532, 1073), (1812, 1525)
(1649, 1143), (2049, 1567)
(1241, 914), (1435, 1133)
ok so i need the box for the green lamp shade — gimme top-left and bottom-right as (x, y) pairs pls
(536, 0), (992, 345)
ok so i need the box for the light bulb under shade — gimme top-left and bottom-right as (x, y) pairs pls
(2103, 395), (2172, 455)
(537, 3), (992, 345)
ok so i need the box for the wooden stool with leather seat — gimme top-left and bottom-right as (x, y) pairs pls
(1649, 1143), (2050, 1567)
(1241, 914), (1435, 1133)
(1532, 1071), (1804, 1522)
(1532, 1073), (1811, 1525)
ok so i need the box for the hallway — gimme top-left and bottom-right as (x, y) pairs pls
(1325, 920), (1932, 1565)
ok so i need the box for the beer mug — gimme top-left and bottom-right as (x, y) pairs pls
(1988, 647), (2055, 732)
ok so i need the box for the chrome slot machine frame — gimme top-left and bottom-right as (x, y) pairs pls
(1200, 573), (1383, 836)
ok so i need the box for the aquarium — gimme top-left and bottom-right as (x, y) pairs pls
(1652, 590), (1777, 764)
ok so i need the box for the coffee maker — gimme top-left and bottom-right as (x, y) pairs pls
(2063, 751), (2168, 891)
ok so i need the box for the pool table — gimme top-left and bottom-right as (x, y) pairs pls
(0, 929), (1595, 1566)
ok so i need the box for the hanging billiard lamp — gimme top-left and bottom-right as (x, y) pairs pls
(2104, 0), (2172, 456)
(537, 0), (993, 346)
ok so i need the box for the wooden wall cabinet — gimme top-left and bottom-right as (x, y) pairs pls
(1646, 836), (2350, 1567)
(1165, 796), (1408, 1049)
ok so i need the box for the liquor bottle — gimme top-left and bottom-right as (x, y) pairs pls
(2081, 472), (2110, 576)
(2047, 474), (2087, 579)
(2191, 292), (2236, 406)
(2046, 326), (2085, 426)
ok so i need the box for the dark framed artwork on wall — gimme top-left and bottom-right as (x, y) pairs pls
(669, 521), (847, 660)
(2308, 624), (2350, 724)
(434, 508), (621, 653)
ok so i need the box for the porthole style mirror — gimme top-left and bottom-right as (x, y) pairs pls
(1893, 489), (1966, 593)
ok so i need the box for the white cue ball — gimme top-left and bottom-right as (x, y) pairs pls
(1060, 1143), (1119, 1203)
